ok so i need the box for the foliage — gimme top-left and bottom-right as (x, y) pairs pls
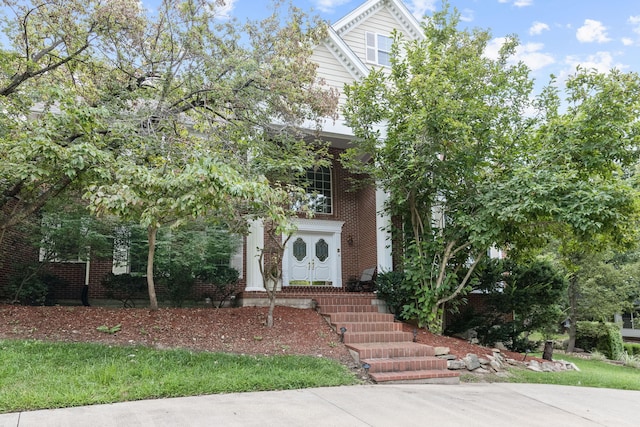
(96, 324), (121, 334)
(576, 321), (624, 360)
(202, 265), (240, 308)
(571, 249), (640, 322)
(624, 343), (640, 356)
(100, 273), (147, 308)
(5, 267), (66, 306)
(157, 264), (196, 308)
(0, 0), (145, 243)
(374, 270), (411, 318)
(342, 3), (534, 330)
(82, 0), (338, 310)
(0, 339), (360, 413)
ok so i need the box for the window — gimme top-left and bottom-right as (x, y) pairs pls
(365, 32), (393, 66)
(305, 166), (332, 214)
(112, 226), (147, 275)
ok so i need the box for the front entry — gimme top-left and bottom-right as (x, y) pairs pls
(288, 233), (333, 285)
(283, 220), (343, 288)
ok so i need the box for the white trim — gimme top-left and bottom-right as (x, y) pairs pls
(325, 27), (370, 80)
(332, 0), (424, 41)
(376, 187), (393, 272)
(282, 219), (345, 288)
(244, 219), (265, 291)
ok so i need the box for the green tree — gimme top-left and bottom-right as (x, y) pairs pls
(0, 0), (145, 247)
(342, 4), (534, 331)
(491, 69), (640, 351)
(87, 0), (338, 310)
(474, 257), (566, 351)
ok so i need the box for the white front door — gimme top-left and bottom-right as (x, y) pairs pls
(283, 219), (344, 287)
(288, 233), (333, 285)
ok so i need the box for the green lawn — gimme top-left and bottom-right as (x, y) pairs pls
(506, 353), (640, 390)
(0, 339), (361, 414)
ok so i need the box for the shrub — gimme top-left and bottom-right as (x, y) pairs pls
(201, 265), (240, 308)
(374, 270), (411, 319)
(6, 267), (64, 306)
(576, 321), (624, 360)
(624, 343), (640, 356)
(101, 273), (147, 307)
(158, 265), (196, 308)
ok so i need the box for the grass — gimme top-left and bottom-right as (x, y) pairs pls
(0, 339), (361, 414)
(507, 353), (640, 391)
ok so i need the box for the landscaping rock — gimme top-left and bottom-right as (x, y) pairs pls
(463, 353), (482, 371)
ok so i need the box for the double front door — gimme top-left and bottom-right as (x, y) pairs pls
(287, 232), (336, 286)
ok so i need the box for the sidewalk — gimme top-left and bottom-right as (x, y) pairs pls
(1, 383), (638, 427)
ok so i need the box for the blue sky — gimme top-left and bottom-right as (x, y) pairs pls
(146, 0), (640, 89)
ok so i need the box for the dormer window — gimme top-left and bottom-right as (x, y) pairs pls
(365, 32), (392, 66)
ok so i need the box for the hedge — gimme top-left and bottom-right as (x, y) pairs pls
(575, 321), (624, 360)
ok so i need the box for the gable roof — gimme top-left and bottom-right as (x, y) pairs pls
(331, 0), (424, 41)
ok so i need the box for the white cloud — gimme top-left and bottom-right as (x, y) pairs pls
(576, 19), (611, 43)
(460, 8), (474, 23)
(529, 21), (550, 36)
(622, 37), (635, 46)
(407, 0), (437, 20)
(207, 0), (237, 18)
(565, 51), (623, 74)
(497, 0), (532, 6)
(314, 0), (352, 13)
(485, 37), (554, 71)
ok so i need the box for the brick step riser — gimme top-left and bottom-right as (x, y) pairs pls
(343, 332), (414, 344)
(331, 322), (403, 333)
(327, 313), (395, 323)
(347, 345), (436, 359)
(361, 358), (448, 373)
(315, 297), (376, 307)
(369, 370), (460, 383)
(319, 305), (379, 314)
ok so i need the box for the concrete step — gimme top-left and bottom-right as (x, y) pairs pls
(368, 369), (460, 384)
(327, 312), (395, 323)
(331, 321), (403, 333)
(361, 356), (448, 373)
(343, 331), (414, 344)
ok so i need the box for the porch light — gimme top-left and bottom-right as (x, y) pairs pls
(340, 326), (347, 343)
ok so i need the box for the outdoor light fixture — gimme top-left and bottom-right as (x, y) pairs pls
(340, 326), (347, 343)
(413, 328), (418, 342)
(362, 363), (370, 374)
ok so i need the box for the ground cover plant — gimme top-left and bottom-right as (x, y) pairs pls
(0, 339), (360, 413)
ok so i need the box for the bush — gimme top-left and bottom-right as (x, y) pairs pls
(101, 273), (147, 307)
(576, 321), (624, 360)
(374, 270), (411, 319)
(6, 267), (65, 306)
(158, 265), (196, 308)
(201, 265), (240, 308)
(624, 343), (640, 356)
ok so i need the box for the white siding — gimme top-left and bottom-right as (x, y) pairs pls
(340, 7), (416, 69)
(311, 44), (358, 115)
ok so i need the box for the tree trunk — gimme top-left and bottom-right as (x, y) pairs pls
(542, 340), (554, 361)
(147, 225), (159, 311)
(566, 275), (578, 353)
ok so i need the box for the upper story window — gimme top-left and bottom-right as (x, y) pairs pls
(365, 32), (393, 66)
(306, 166), (332, 214)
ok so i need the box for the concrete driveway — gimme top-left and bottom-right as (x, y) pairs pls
(1, 383), (637, 426)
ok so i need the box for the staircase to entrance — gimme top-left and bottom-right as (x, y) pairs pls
(315, 295), (459, 384)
